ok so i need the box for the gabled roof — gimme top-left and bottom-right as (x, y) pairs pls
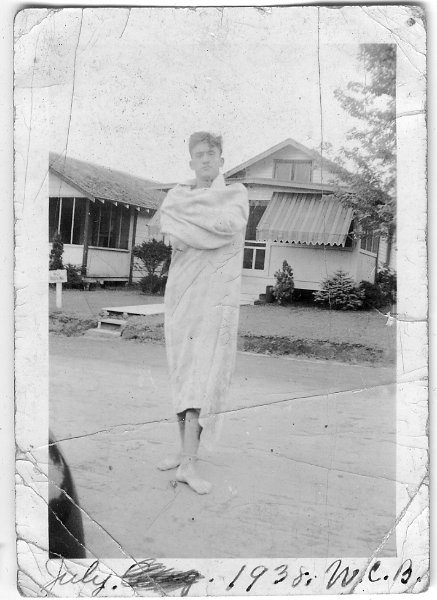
(224, 138), (316, 178)
(49, 152), (164, 210)
(224, 137), (348, 181)
(225, 177), (341, 193)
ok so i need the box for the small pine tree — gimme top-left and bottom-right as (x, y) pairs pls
(273, 260), (295, 305)
(314, 270), (363, 310)
(49, 233), (64, 270)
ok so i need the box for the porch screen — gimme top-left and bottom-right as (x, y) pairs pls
(49, 197), (86, 245)
(89, 202), (130, 249)
(49, 197), (130, 249)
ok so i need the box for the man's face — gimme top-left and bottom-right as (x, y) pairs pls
(189, 141), (224, 181)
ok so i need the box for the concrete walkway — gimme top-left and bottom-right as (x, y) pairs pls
(50, 335), (396, 559)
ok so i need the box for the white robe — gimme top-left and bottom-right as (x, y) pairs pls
(159, 174), (249, 442)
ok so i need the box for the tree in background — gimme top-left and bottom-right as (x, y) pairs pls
(325, 44), (396, 266)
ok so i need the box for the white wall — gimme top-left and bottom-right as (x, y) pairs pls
(48, 243), (83, 267)
(239, 147), (340, 188)
(135, 212), (154, 243)
(357, 250), (377, 283)
(87, 248), (131, 278)
(311, 165), (342, 185)
(268, 244), (358, 290)
(131, 211), (168, 282)
(49, 172), (87, 197)
(378, 236), (397, 272)
(48, 243), (133, 280)
(246, 185), (273, 202)
(245, 146), (313, 179)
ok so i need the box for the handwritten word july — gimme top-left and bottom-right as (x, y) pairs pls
(42, 560), (113, 597)
(42, 558), (203, 597)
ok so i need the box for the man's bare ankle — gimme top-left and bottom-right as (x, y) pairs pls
(180, 452), (198, 466)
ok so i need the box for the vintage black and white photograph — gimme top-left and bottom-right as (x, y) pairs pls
(13, 3), (428, 597)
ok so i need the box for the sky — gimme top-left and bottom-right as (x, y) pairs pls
(15, 7), (379, 183)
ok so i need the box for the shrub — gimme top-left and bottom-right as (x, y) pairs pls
(376, 268), (397, 305)
(133, 239), (172, 276)
(64, 264), (84, 289)
(133, 238), (172, 295)
(49, 233), (64, 270)
(272, 260), (295, 305)
(314, 270), (363, 310)
(140, 273), (161, 295)
(357, 281), (382, 309)
(358, 268), (397, 309)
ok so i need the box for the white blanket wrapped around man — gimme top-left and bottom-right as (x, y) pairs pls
(159, 174), (249, 445)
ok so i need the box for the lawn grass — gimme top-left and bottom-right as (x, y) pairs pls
(49, 288), (396, 365)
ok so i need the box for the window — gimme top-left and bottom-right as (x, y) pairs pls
(360, 233), (379, 254)
(49, 197), (131, 249)
(49, 197), (86, 245)
(243, 248), (254, 269)
(59, 198), (74, 243)
(344, 220), (355, 249)
(254, 249), (266, 270)
(245, 204), (267, 240)
(243, 242), (266, 270)
(72, 199), (86, 244)
(89, 202), (130, 249)
(273, 160), (312, 183)
(49, 198), (61, 241)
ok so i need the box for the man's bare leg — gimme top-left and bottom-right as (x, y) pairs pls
(157, 413), (185, 470)
(176, 409), (212, 494)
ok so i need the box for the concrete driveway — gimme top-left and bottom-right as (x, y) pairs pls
(49, 335), (396, 559)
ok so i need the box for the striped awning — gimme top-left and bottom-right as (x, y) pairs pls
(256, 192), (354, 246)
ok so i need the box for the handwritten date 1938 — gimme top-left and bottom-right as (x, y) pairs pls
(226, 559), (417, 592)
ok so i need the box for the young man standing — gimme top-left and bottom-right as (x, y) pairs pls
(158, 132), (249, 494)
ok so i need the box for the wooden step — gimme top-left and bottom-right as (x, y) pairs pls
(84, 328), (123, 338)
(98, 318), (127, 332)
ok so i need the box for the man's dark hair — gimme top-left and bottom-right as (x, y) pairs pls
(189, 132), (223, 156)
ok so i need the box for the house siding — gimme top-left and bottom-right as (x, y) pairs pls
(49, 172), (88, 197)
(244, 146), (314, 180)
(242, 241), (364, 292)
(87, 247), (131, 278)
(131, 210), (166, 281)
(48, 243), (83, 269)
(357, 250), (377, 283)
(311, 165), (341, 185)
(246, 185), (273, 202)
(378, 236), (396, 271)
(268, 244), (358, 290)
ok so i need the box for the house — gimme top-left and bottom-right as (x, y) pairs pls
(49, 153), (165, 284)
(148, 138), (388, 297)
(223, 138), (391, 296)
(51, 138), (394, 294)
